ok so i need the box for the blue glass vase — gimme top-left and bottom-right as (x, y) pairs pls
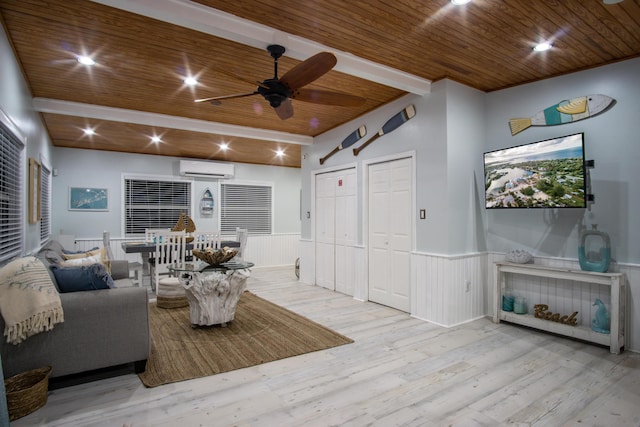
(502, 294), (514, 311)
(578, 225), (611, 273)
(592, 298), (610, 334)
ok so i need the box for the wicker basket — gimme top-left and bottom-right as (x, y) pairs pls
(192, 248), (238, 266)
(4, 365), (52, 421)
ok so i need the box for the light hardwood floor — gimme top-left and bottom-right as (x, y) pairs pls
(14, 267), (640, 426)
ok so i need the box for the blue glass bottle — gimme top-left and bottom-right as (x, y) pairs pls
(578, 224), (611, 273)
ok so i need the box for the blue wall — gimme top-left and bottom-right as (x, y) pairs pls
(484, 58), (640, 264)
(51, 147), (301, 239)
(303, 58), (639, 265)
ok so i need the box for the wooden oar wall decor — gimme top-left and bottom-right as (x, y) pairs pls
(353, 105), (416, 156)
(319, 125), (367, 165)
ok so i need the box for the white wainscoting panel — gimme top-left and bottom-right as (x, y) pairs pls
(72, 237), (640, 352)
(412, 252), (488, 327)
(619, 264), (640, 352)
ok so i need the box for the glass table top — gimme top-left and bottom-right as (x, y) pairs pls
(168, 260), (254, 273)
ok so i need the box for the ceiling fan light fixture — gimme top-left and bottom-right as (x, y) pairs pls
(77, 55), (95, 66)
(183, 76), (198, 86)
(533, 42), (552, 52)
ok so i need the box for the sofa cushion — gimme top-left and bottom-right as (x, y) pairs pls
(62, 246), (99, 255)
(60, 247), (111, 272)
(62, 247), (102, 260)
(38, 240), (65, 265)
(50, 263), (115, 293)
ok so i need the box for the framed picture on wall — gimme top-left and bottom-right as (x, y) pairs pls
(28, 158), (41, 223)
(68, 187), (109, 211)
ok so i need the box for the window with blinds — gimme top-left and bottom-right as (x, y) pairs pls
(40, 164), (51, 243)
(0, 121), (24, 262)
(124, 177), (192, 236)
(220, 183), (272, 235)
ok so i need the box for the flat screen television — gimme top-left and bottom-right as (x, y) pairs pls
(484, 132), (587, 209)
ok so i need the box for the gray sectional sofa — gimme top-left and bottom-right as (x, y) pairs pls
(0, 240), (150, 379)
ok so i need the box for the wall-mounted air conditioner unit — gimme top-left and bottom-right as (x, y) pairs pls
(179, 160), (234, 179)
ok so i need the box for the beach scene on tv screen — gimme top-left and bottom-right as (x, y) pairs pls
(484, 133), (585, 208)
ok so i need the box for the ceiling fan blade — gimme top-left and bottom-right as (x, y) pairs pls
(292, 88), (366, 107)
(194, 91), (259, 103)
(279, 52), (337, 90)
(274, 98), (294, 120)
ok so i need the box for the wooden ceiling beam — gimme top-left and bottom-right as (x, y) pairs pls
(33, 98), (313, 145)
(88, 0), (431, 95)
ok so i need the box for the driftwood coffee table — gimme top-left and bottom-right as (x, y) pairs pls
(170, 260), (254, 327)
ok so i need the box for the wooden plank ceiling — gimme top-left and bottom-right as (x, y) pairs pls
(1, 0), (639, 168)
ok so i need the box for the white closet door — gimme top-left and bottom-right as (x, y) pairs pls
(368, 157), (412, 312)
(315, 173), (336, 290)
(334, 169), (357, 295)
(315, 168), (357, 293)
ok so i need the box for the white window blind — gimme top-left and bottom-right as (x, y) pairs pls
(124, 177), (192, 236)
(0, 122), (24, 262)
(220, 183), (272, 235)
(40, 163), (51, 243)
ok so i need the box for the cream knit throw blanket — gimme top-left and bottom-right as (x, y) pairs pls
(0, 256), (64, 344)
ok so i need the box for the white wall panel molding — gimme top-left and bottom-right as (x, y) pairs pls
(412, 252), (488, 327)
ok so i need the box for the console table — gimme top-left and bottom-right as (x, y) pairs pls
(493, 261), (626, 354)
(170, 260), (254, 327)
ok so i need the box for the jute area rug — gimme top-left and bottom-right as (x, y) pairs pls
(139, 291), (353, 387)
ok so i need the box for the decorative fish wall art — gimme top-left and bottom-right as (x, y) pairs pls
(508, 94), (616, 136)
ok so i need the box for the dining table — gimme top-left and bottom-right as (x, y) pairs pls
(121, 240), (240, 276)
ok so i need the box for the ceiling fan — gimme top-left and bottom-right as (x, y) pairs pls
(195, 45), (366, 120)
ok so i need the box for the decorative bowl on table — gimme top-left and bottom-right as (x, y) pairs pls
(192, 247), (238, 266)
(505, 249), (533, 264)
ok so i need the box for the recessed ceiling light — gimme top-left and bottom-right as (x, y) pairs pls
(83, 128), (95, 136)
(77, 56), (95, 65)
(275, 149), (285, 157)
(451, 0), (471, 4)
(533, 42), (552, 52)
(184, 77), (198, 86)
(151, 136), (161, 143)
(220, 143), (229, 151)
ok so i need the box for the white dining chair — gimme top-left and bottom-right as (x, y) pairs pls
(145, 228), (169, 243)
(192, 230), (221, 251)
(150, 230), (186, 294)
